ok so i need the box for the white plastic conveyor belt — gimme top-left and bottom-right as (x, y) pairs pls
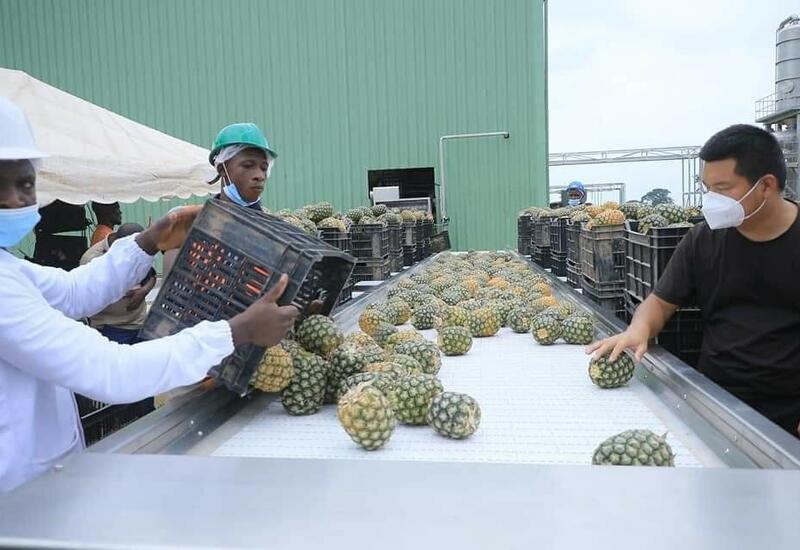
(209, 324), (708, 467)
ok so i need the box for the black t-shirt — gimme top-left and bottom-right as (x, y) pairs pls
(655, 203), (800, 403)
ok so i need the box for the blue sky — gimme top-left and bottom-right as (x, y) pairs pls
(548, 0), (798, 204)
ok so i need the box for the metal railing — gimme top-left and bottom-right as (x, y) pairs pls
(755, 92), (800, 121)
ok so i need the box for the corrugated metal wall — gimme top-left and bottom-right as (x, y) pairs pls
(1, 0), (548, 250)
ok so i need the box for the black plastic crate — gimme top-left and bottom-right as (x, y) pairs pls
(550, 251), (567, 277)
(403, 245), (417, 267)
(517, 237), (530, 256)
(353, 257), (391, 282)
(387, 223), (402, 251)
(581, 276), (626, 321)
(625, 221), (693, 303)
(402, 222), (419, 247)
(580, 224), (626, 285)
(336, 278), (354, 308)
(624, 292), (702, 367)
(319, 229), (352, 255)
(532, 245), (551, 269)
(549, 217), (569, 255)
(566, 259), (581, 288)
(77, 397), (154, 446)
(351, 224), (390, 259)
(566, 221), (582, 264)
(389, 252), (404, 273)
(421, 220), (434, 240)
(533, 217), (554, 247)
(141, 199), (356, 395)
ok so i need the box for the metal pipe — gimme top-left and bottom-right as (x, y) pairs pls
(438, 131), (510, 222)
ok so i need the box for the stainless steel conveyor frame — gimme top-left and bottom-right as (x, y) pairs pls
(1, 252), (799, 549)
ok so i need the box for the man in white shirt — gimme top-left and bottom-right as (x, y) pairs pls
(0, 98), (300, 492)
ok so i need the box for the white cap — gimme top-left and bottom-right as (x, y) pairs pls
(0, 97), (47, 161)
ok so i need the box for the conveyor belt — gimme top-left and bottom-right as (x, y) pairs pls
(209, 325), (706, 466)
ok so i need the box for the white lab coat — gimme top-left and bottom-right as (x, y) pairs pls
(0, 235), (235, 492)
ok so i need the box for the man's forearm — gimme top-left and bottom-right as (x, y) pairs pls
(629, 295), (675, 339)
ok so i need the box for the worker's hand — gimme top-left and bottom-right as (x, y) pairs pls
(135, 205), (202, 255)
(585, 326), (649, 362)
(229, 274), (300, 347)
(124, 286), (149, 311)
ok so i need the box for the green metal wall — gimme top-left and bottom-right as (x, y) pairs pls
(0, 0), (548, 250)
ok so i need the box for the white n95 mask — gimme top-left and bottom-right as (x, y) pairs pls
(702, 179), (766, 230)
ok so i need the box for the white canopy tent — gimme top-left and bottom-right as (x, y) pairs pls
(0, 68), (214, 206)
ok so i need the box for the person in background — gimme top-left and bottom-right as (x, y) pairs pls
(564, 181), (587, 207)
(80, 223), (156, 345)
(0, 98), (299, 492)
(162, 122), (276, 277)
(89, 201), (122, 245)
(588, 125), (800, 438)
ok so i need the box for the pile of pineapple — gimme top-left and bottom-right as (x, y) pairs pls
(520, 201), (702, 236)
(250, 249), (676, 464)
(267, 200), (433, 237)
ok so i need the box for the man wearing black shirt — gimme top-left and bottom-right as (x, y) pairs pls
(588, 125), (800, 437)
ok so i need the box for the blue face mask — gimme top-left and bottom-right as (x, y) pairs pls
(221, 164), (260, 207)
(0, 203), (41, 248)
(568, 198), (581, 207)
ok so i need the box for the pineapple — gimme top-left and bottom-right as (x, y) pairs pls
(507, 307), (533, 334)
(371, 322), (399, 347)
(338, 383), (396, 450)
(317, 217), (347, 232)
(437, 326), (473, 356)
(365, 361), (413, 379)
(592, 209), (626, 227)
(467, 308), (501, 338)
(655, 203), (687, 224)
(488, 300), (515, 326)
(346, 207), (366, 223)
(388, 374), (444, 425)
(305, 202), (334, 223)
(338, 372), (396, 400)
(386, 353), (424, 375)
(393, 339), (442, 375)
(384, 299), (412, 325)
(586, 205), (603, 218)
(371, 203), (388, 217)
(685, 205), (702, 219)
(533, 282), (552, 296)
(411, 303), (438, 330)
(638, 214), (669, 235)
(636, 204), (656, 219)
(592, 430), (675, 467)
(250, 345), (294, 393)
(562, 315), (595, 345)
(588, 353), (635, 388)
(358, 308), (389, 336)
(295, 315), (344, 357)
(531, 314), (562, 345)
(601, 201), (620, 211)
(383, 330), (426, 352)
(427, 392), (481, 439)
(620, 202), (641, 220)
(342, 331), (378, 349)
(571, 211), (591, 223)
(324, 346), (368, 404)
(281, 353), (328, 415)
(441, 286), (471, 306)
(439, 306), (470, 328)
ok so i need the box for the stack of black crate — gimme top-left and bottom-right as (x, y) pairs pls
(387, 219), (403, 272)
(350, 222), (391, 282)
(319, 228), (354, 305)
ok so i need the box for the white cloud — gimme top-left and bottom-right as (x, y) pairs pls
(548, 0), (798, 202)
